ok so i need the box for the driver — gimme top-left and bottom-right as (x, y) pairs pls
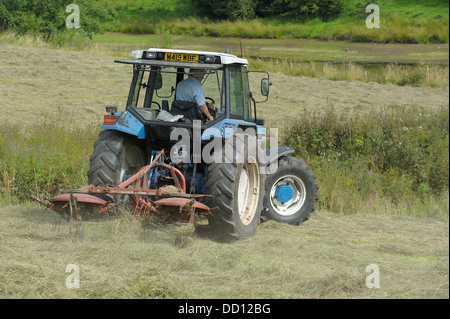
(175, 68), (215, 121)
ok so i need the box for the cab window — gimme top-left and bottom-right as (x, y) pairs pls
(229, 65), (250, 120)
(128, 65), (225, 123)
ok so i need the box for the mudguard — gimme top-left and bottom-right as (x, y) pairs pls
(201, 118), (266, 141)
(265, 146), (295, 166)
(102, 111), (146, 139)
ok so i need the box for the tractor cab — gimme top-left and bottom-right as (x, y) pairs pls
(103, 48), (270, 153)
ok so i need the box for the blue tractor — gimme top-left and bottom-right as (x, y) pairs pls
(86, 48), (319, 241)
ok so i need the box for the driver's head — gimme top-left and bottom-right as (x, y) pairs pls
(189, 68), (207, 81)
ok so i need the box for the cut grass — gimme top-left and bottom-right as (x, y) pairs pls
(2, 31), (448, 88)
(249, 59), (449, 88)
(90, 32), (450, 87)
(89, 32), (449, 64)
(0, 205), (448, 298)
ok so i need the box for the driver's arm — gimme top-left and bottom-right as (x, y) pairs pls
(198, 104), (214, 121)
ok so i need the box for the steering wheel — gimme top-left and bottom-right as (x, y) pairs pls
(205, 97), (217, 118)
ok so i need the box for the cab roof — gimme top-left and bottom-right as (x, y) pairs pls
(114, 48), (248, 69)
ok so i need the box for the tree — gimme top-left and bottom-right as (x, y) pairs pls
(0, 0), (114, 39)
(192, 0), (347, 21)
(261, 0), (347, 19)
(192, 0), (257, 20)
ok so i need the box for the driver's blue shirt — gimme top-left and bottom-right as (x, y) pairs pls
(175, 76), (206, 109)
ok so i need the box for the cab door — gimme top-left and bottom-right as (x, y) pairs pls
(228, 65), (251, 121)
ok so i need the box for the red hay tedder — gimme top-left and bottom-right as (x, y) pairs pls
(32, 150), (212, 227)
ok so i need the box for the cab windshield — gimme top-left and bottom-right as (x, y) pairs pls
(126, 64), (251, 121)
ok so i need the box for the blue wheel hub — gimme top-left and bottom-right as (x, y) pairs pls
(274, 184), (294, 203)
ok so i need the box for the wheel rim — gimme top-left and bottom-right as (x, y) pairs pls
(237, 156), (260, 225)
(270, 175), (306, 216)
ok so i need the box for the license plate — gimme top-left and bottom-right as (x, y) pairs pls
(165, 53), (199, 63)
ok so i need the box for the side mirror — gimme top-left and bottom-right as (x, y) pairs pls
(155, 72), (163, 90)
(261, 78), (270, 96)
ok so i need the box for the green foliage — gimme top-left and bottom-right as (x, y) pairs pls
(0, 112), (100, 204)
(256, 0), (347, 20)
(97, 0), (449, 43)
(192, 0), (257, 20)
(283, 105), (449, 214)
(0, 0), (114, 40)
(0, 0), (26, 32)
(104, 14), (449, 44)
(191, 0), (346, 20)
(155, 26), (173, 48)
(0, 106), (448, 217)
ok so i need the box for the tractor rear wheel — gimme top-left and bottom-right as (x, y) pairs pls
(205, 140), (265, 241)
(87, 130), (146, 203)
(263, 156), (319, 225)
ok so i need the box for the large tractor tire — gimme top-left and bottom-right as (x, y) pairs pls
(263, 156), (319, 225)
(205, 139), (265, 242)
(87, 130), (146, 203)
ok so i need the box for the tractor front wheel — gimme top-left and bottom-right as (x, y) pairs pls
(263, 156), (319, 225)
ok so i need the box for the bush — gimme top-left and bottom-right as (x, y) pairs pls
(0, 113), (100, 204)
(256, 0), (347, 20)
(282, 105), (449, 213)
(191, 0), (346, 21)
(192, 0), (257, 20)
(0, 0), (114, 40)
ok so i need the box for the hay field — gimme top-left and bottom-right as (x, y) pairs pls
(0, 43), (448, 129)
(0, 43), (448, 299)
(0, 205), (448, 298)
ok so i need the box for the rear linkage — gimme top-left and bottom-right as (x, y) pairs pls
(31, 150), (212, 227)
